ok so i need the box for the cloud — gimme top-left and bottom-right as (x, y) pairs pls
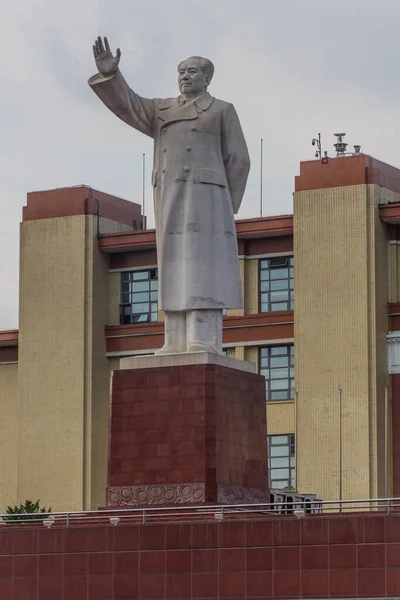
(1, 0), (400, 327)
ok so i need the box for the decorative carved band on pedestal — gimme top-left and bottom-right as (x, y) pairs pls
(108, 483), (269, 506)
(108, 483), (206, 506)
(216, 484), (270, 504)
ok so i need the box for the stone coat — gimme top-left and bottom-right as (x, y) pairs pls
(89, 70), (250, 310)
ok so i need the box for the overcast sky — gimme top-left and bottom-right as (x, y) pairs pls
(1, 0), (400, 329)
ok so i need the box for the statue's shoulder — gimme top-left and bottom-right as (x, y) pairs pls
(210, 98), (233, 112)
(195, 95), (230, 113)
(157, 97), (177, 110)
(213, 97), (230, 106)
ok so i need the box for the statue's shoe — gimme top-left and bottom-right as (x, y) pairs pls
(154, 345), (186, 355)
(186, 342), (217, 354)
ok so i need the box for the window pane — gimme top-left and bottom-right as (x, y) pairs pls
(270, 368), (289, 379)
(270, 268), (288, 280)
(270, 356), (288, 367)
(270, 379), (288, 391)
(270, 280), (289, 291)
(270, 435), (289, 445)
(150, 291), (158, 301)
(132, 303), (150, 313)
(132, 271), (148, 280)
(131, 281), (149, 292)
(269, 257), (288, 268)
(270, 479), (290, 489)
(271, 468), (290, 480)
(270, 445), (289, 457)
(271, 391), (290, 400)
(270, 291), (289, 302)
(260, 270), (270, 281)
(132, 313), (149, 322)
(271, 302), (287, 311)
(270, 347), (285, 356)
(269, 446), (290, 466)
(150, 280), (158, 290)
(271, 457), (290, 468)
(260, 281), (270, 292)
(132, 292), (150, 303)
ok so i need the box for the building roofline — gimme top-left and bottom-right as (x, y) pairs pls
(98, 214), (294, 253)
(22, 185), (143, 227)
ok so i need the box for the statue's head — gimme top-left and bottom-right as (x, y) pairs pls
(177, 56), (214, 96)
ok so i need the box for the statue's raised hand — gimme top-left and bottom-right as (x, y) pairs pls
(93, 36), (121, 77)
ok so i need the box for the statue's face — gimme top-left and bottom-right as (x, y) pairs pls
(178, 59), (208, 96)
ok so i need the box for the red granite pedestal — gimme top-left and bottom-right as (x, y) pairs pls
(106, 353), (269, 506)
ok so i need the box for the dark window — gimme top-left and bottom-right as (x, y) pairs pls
(259, 345), (294, 402)
(259, 256), (293, 312)
(267, 434), (295, 490)
(120, 269), (158, 324)
(222, 348), (228, 356)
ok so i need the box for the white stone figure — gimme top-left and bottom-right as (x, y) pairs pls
(89, 37), (250, 354)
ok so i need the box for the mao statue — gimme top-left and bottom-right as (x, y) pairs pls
(89, 37), (250, 355)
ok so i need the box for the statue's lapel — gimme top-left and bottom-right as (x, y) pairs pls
(158, 93), (215, 128)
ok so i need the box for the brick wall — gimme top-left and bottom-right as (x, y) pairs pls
(0, 512), (399, 599)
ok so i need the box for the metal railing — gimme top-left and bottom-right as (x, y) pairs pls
(0, 496), (399, 528)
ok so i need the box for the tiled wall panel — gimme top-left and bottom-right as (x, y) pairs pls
(0, 513), (398, 599)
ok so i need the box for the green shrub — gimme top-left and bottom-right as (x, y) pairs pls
(3, 500), (52, 524)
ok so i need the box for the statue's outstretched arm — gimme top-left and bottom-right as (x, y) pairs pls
(89, 36), (155, 139)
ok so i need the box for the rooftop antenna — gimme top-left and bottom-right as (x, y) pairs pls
(311, 133), (329, 163)
(334, 133), (348, 157)
(311, 133), (322, 159)
(333, 133), (362, 157)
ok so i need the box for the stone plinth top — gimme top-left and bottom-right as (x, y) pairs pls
(119, 352), (256, 374)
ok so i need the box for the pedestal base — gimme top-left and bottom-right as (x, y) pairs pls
(107, 353), (268, 507)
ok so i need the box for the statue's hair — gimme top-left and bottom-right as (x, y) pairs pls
(177, 56), (215, 83)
